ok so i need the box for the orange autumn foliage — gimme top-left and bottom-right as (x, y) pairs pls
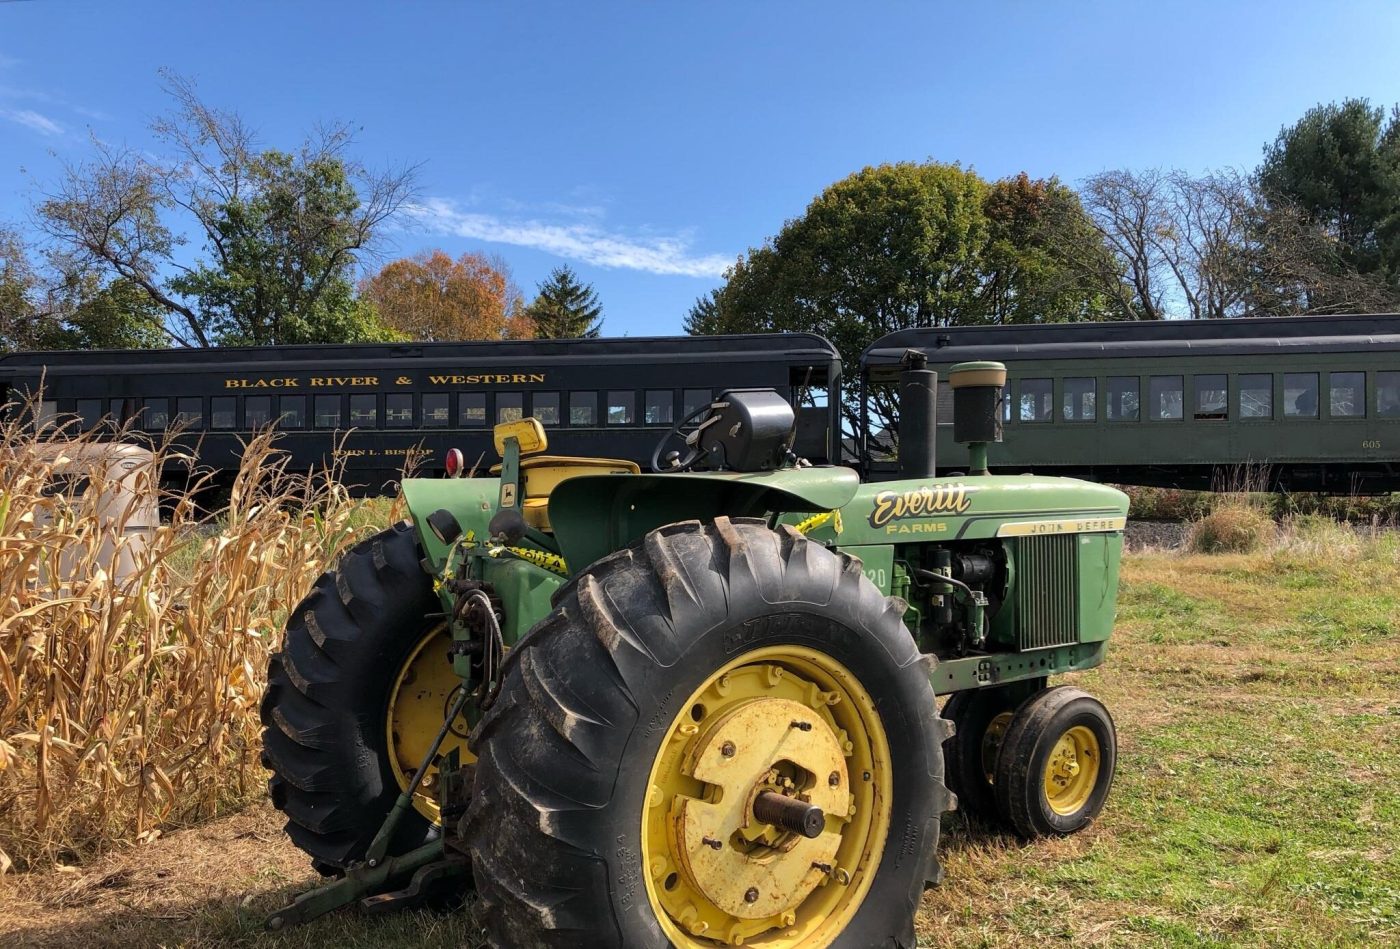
(360, 250), (533, 341)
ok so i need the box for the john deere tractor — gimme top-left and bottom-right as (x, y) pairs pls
(260, 355), (1128, 947)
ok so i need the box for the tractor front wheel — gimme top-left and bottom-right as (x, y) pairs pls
(464, 517), (949, 948)
(993, 686), (1116, 838)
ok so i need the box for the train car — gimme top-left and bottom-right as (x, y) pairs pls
(861, 314), (1400, 492)
(1, 334), (842, 496)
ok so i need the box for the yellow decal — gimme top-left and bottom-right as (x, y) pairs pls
(996, 516), (1127, 537)
(224, 377), (301, 388)
(427, 373), (547, 385)
(869, 483), (975, 528)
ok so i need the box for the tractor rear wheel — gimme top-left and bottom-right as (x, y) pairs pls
(993, 686), (1116, 838)
(260, 522), (473, 873)
(463, 517), (950, 949)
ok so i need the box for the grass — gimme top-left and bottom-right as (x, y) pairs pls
(4, 472), (1398, 945)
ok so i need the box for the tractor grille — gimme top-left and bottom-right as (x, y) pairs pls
(1013, 535), (1080, 650)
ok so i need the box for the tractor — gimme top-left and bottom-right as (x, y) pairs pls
(260, 355), (1128, 947)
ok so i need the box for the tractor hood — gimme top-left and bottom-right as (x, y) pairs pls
(549, 466), (860, 573)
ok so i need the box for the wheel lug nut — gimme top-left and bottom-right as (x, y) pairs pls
(828, 771), (840, 787)
(744, 887), (759, 903)
(721, 741), (736, 758)
(701, 836), (723, 850)
(789, 720), (812, 731)
(811, 861), (832, 873)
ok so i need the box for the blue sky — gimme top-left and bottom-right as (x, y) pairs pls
(2, 1), (1399, 338)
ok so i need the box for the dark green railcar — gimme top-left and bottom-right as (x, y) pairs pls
(862, 313), (1400, 492)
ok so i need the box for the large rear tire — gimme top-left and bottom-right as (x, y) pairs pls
(464, 517), (950, 948)
(260, 522), (453, 873)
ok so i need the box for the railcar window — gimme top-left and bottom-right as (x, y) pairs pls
(36, 400), (59, 432)
(1018, 379), (1053, 423)
(1193, 375), (1227, 421)
(645, 390), (674, 425)
(608, 390), (635, 425)
(459, 393), (486, 426)
(937, 381), (954, 425)
(1329, 372), (1364, 417)
(143, 398), (170, 431)
(1062, 378), (1096, 422)
(683, 388), (711, 417)
(570, 391), (598, 426)
(1377, 372), (1400, 417)
(245, 396), (272, 428)
(211, 397), (236, 429)
(350, 394), (378, 427)
(278, 396), (305, 429)
(1283, 373), (1319, 418)
(497, 392), (523, 424)
(1148, 376), (1183, 421)
(1238, 374), (1272, 418)
(386, 393), (414, 428)
(176, 397), (203, 428)
(423, 393), (450, 427)
(76, 399), (103, 429)
(1106, 377), (1139, 421)
(1001, 384), (1011, 422)
(532, 392), (560, 426)
(314, 395), (342, 428)
(109, 399), (127, 425)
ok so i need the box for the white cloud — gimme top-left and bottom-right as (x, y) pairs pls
(2, 108), (63, 135)
(406, 197), (731, 278)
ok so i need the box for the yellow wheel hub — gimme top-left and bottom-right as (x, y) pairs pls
(980, 710), (1014, 783)
(1042, 725), (1100, 816)
(386, 625), (476, 823)
(642, 646), (892, 948)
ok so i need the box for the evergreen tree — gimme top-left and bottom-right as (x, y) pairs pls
(527, 266), (603, 338)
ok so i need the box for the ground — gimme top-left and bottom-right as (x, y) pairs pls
(3, 545), (1398, 948)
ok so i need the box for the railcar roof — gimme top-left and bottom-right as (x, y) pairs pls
(0, 332), (839, 371)
(862, 313), (1400, 372)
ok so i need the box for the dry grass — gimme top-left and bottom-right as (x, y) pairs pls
(1187, 503), (1275, 554)
(0, 406), (386, 873)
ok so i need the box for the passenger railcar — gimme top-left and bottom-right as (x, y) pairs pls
(862, 314), (1400, 491)
(1, 334), (842, 496)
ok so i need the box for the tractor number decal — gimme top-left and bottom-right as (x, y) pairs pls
(868, 483), (975, 528)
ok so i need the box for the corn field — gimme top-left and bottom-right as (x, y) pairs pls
(0, 409), (386, 872)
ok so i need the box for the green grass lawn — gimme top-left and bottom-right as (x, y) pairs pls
(6, 531), (1399, 948)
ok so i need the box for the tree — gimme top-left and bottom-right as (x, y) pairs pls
(1257, 98), (1400, 306)
(1, 226), (167, 352)
(527, 266), (603, 338)
(1079, 168), (1258, 320)
(361, 250), (531, 341)
(687, 162), (1118, 433)
(36, 72), (413, 346)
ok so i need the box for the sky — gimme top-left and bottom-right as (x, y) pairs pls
(2, 1), (1399, 338)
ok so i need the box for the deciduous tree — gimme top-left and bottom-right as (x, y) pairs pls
(361, 250), (531, 341)
(36, 72), (413, 346)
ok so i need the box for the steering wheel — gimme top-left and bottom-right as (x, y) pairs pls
(650, 401), (720, 472)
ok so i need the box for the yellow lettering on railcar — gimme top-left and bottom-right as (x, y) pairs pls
(307, 376), (380, 387)
(224, 377), (300, 388)
(426, 372), (548, 385)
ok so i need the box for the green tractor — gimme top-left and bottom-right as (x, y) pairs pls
(260, 355), (1128, 947)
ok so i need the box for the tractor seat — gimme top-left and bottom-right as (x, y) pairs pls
(489, 455), (639, 531)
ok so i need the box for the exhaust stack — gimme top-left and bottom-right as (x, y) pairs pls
(949, 361), (1006, 476)
(898, 350), (937, 480)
